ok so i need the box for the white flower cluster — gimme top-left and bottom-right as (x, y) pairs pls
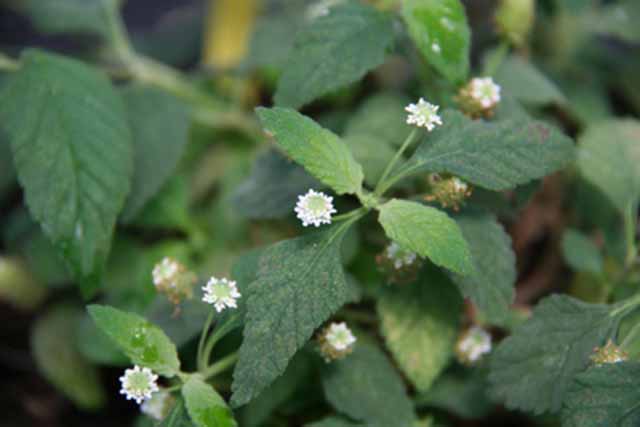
(325, 322), (357, 351)
(405, 98), (443, 131)
(456, 326), (492, 364)
(152, 257), (180, 288)
(469, 77), (501, 109)
(140, 390), (173, 421)
(385, 242), (417, 270)
(119, 365), (159, 404)
(295, 189), (337, 227)
(451, 177), (469, 193)
(202, 277), (241, 312)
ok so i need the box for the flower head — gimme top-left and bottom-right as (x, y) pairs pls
(202, 277), (241, 312)
(456, 326), (492, 365)
(319, 322), (356, 362)
(119, 365), (159, 404)
(152, 257), (196, 305)
(424, 174), (472, 211)
(385, 242), (417, 270)
(591, 340), (628, 366)
(140, 390), (175, 421)
(295, 189), (337, 227)
(405, 98), (443, 131)
(456, 77), (501, 118)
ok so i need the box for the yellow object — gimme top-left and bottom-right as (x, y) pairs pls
(202, 0), (259, 69)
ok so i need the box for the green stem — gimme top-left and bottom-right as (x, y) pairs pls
(202, 352), (239, 380)
(201, 316), (241, 368)
(332, 207), (368, 222)
(624, 203), (638, 268)
(375, 129), (418, 196)
(611, 292), (640, 317)
(621, 320), (640, 350)
(197, 310), (216, 371)
(375, 163), (421, 197)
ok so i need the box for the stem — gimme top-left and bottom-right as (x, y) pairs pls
(624, 202), (638, 268)
(375, 163), (421, 197)
(202, 352), (239, 380)
(621, 320), (640, 350)
(611, 292), (640, 317)
(197, 310), (216, 371)
(201, 315), (241, 368)
(102, 0), (134, 60)
(332, 207), (368, 222)
(375, 129), (418, 196)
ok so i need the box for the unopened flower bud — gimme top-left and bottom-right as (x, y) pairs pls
(590, 340), (628, 366)
(424, 175), (472, 211)
(152, 257), (196, 305)
(456, 77), (502, 119)
(495, 0), (535, 47)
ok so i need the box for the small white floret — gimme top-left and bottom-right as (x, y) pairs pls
(119, 365), (159, 405)
(140, 390), (172, 421)
(469, 77), (501, 109)
(405, 98), (443, 131)
(294, 189), (337, 227)
(325, 322), (357, 351)
(202, 277), (241, 312)
(386, 242), (417, 270)
(152, 257), (180, 288)
(457, 326), (492, 363)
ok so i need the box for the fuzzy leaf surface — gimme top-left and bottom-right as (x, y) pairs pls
(561, 229), (603, 274)
(495, 56), (565, 106)
(183, 375), (237, 427)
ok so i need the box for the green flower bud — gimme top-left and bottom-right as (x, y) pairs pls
(495, 0), (535, 47)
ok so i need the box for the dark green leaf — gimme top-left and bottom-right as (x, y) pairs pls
(451, 212), (516, 325)
(182, 375), (237, 427)
(402, 0), (470, 83)
(231, 224), (356, 406)
(307, 417), (364, 427)
(378, 265), (462, 391)
(88, 305), (180, 376)
(595, 0), (640, 43)
(378, 199), (473, 274)
(489, 295), (617, 414)
(274, 1), (394, 109)
(120, 85), (190, 221)
(562, 362), (640, 427)
(495, 57), (565, 106)
(402, 110), (575, 191)
(562, 229), (604, 274)
(321, 342), (415, 427)
(256, 107), (364, 195)
(158, 398), (192, 427)
(1, 50), (132, 296)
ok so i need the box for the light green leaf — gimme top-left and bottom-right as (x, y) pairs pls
(577, 119), (640, 213)
(274, 1), (394, 109)
(87, 305), (180, 377)
(378, 265), (462, 391)
(378, 199), (472, 274)
(495, 56), (566, 106)
(1, 50), (132, 296)
(451, 212), (516, 325)
(321, 341), (415, 427)
(120, 85), (190, 222)
(31, 305), (105, 410)
(183, 375), (237, 427)
(562, 362), (640, 427)
(401, 110), (575, 191)
(231, 223), (356, 406)
(489, 295), (617, 414)
(256, 107), (364, 195)
(562, 229), (604, 274)
(402, 0), (470, 83)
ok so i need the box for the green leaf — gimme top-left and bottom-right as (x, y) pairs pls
(321, 341), (415, 427)
(233, 149), (321, 219)
(489, 295), (618, 414)
(0, 130), (15, 197)
(307, 417), (364, 427)
(14, 0), (119, 38)
(256, 107), (364, 195)
(87, 305), (180, 377)
(563, 362), (640, 427)
(577, 119), (640, 213)
(158, 398), (192, 427)
(274, 1), (394, 109)
(231, 223), (356, 406)
(595, 0), (640, 43)
(451, 212), (516, 325)
(182, 375), (237, 427)
(401, 109), (575, 191)
(0, 50), (132, 296)
(562, 229), (604, 274)
(494, 56), (566, 106)
(378, 265), (462, 391)
(378, 199), (472, 274)
(120, 85), (190, 222)
(402, 0), (470, 83)
(31, 305), (105, 410)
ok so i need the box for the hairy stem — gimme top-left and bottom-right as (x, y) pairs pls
(202, 352), (239, 380)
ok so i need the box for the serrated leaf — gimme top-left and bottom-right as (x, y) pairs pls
(321, 342), (415, 427)
(256, 107), (364, 195)
(378, 199), (472, 274)
(451, 212), (516, 325)
(182, 376), (237, 427)
(231, 223), (356, 406)
(562, 362), (640, 427)
(120, 85), (190, 221)
(489, 295), (617, 414)
(233, 149), (321, 219)
(378, 265), (462, 391)
(402, 0), (470, 83)
(31, 305), (105, 410)
(87, 305), (180, 377)
(0, 50), (132, 296)
(400, 110), (575, 191)
(495, 57), (566, 106)
(274, 2), (394, 109)
(577, 119), (640, 213)
(562, 229), (603, 274)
